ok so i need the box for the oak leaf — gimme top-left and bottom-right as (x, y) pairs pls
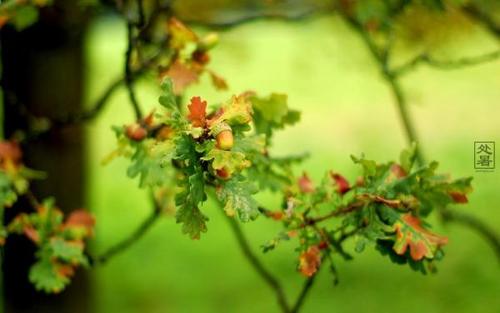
(187, 96), (207, 128)
(392, 213), (448, 261)
(299, 245), (321, 277)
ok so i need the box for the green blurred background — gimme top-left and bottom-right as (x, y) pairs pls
(84, 14), (499, 313)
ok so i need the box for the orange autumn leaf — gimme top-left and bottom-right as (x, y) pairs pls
(390, 163), (407, 178)
(163, 60), (199, 95)
(299, 245), (321, 277)
(167, 17), (197, 49)
(0, 140), (22, 167)
(187, 96), (207, 128)
(448, 191), (468, 204)
(298, 173), (314, 193)
(63, 210), (95, 236)
(393, 213), (448, 261)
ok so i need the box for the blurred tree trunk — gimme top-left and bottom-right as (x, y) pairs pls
(1, 1), (91, 313)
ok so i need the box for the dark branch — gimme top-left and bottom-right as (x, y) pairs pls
(226, 217), (291, 313)
(290, 275), (316, 313)
(462, 4), (500, 39)
(125, 23), (143, 120)
(92, 196), (162, 265)
(339, 10), (500, 264)
(136, 0), (145, 28)
(183, 8), (331, 31)
(58, 76), (125, 125)
(339, 12), (425, 166)
(393, 50), (500, 76)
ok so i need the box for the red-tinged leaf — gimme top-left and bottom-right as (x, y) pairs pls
(266, 211), (284, 221)
(393, 213), (448, 261)
(63, 210), (95, 236)
(167, 17), (197, 49)
(125, 123), (147, 141)
(156, 126), (174, 140)
(187, 96), (207, 128)
(142, 110), (156, 128)
(56, 264), (75, 279)
(330, 172), (350, 195)
(390, 163), (407, 178)
(298, 173), (314, 193)
(449, 191), (468, 204)
(192, 50), (210, 64)
(299, 245), (321, 277)
(318, 241), (328, 250)
(0, 15), (8, 29)
(163, 60), (199, 95)
(24, 226), (40, 243)
(0, 140), (22, 166)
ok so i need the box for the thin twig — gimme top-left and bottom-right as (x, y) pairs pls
(136, 0), (145, 27)
(340, 12), (425, 166)
(290, 275), (316, 313)
(92, 197), (162, 265)
(125, 23), (143, 120)
(441, 210), (500, 263)
(226, 217), (291, 313)
(393, 50), (500, 76)
(183, 8), (332, 31)
(462, 4), (500, 38)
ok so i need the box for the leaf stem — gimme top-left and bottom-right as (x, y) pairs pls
(226, 216), (291, 312)
(92, 196), (161, 265)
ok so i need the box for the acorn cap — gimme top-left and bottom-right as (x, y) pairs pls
(210, 121), (231, 137)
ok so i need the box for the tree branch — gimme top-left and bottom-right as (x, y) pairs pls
(182, 8), (331, 31)
(393, 50), (500, 76)
(462, 4), (500, 39)
(92, 196), (162, 265)
(290, 275), (316, 313)
(441, 210), (500, 263)
(125, 23), (143, 120)
(339, 10), (500, 264)
(340, 13), (425, 165)
(226, 216), (291, 312)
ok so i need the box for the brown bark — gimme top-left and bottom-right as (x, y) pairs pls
(1, 2), (90, 312)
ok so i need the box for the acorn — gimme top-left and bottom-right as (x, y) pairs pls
(125, 123), (147, 141)
(216, 167), (231, 180)
(198, 32), (219, 51)
(212, 122), (233, 150)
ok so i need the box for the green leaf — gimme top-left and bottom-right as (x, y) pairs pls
(12, 5), (39, 31)
(175, 201), (208, 240)
(126, 140), (175, 188)
(173, 135), (208, 239)
(201, 148), (249, 176)
(216, 176), (259, 222)
(159, 79), (177, 109)
(29, 259), (69, 294)
(250, 93), (300, 138)
(49, 238), (88, 265)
